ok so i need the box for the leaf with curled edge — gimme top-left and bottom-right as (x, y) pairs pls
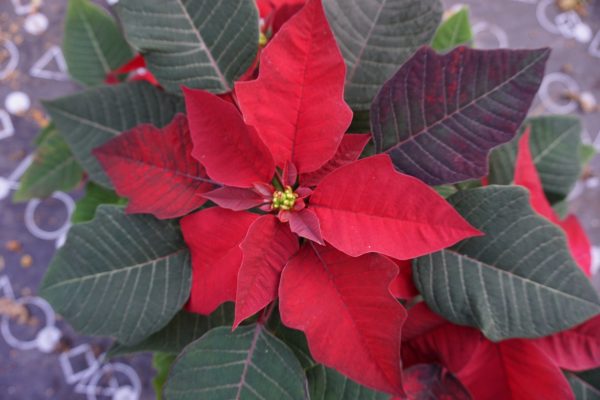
(116, 0), (259, 93)
(371, 46), (550, 185)
(164, 325), (307, 400)
(324, 0), (442, 110)
(413, 186), (600, 341)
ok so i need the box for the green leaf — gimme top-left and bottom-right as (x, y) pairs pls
(567, 373), (600, 400)
(307, 364), (388, 400)
(164, 325), (307, 400)
(582, 144), (596, 167)
(33, 122), (55, 146)
(431, 7), (472, 52)
(577, 368), (600, 391)
(40, 205), (191, 345)
(43, 81), (184, 188)
(71, 182), (126, 224)
(414, 186), (600, 341)
(109, 303), (234, 356)
(63, 0), (134, 86)
(153, 352), (177, 400)
(489, 115), (583, 203)
(117, 0), (259, 94)
(324, 0), (442, 110)
(434, 185), (458, 198)
(13, 125), (83, 202)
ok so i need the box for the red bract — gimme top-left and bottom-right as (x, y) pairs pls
(105, 54), (158, 86)
(403, 303), (576, 400)
(514, 128), (592, 275)
(97, 0), (480, 394)
(279, 244), (406, 396)
(94, 114), (214, 219)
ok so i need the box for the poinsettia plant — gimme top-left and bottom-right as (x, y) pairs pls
(15, 0), (600, 398)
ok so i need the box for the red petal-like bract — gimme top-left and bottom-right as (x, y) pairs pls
(514, 129), (592, 275)
(180, 208), (258, 315)
(184, 88), (274, 188)
(94, 114), (213, 219)
(389, 259), (419, 299)
(310, 155), (481, 259)
(236, 0), (352, 173)
(457, 340), (574, 400)
(234, 215), (299, 328)
(279, 244), (406, 395)
(514, 129), (557, 222)
(300, 134), (371, 187)
(401, 303), (481, 373)
(562, 214), (592, 276)
(202, 187), (266, 211)
(533, 314), (600, 371)
(287, 208), (323, 244)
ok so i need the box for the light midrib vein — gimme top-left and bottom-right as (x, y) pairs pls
(174, 0), (230, 91)
(444, 249), (600, 308)
(387, 50), (549, 151)
(45, 248), (186, 291)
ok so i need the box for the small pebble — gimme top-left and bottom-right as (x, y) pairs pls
(24, 13), (49, 36)
(20, 254), (33, 268)
(5, 91), (31, 115)
(5, 240), (22, 252)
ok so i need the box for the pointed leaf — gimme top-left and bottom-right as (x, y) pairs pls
(164, 325), (307, 400)
(153, 352), (176, 400)
(235, 215), (299, 328)
(414, 186), (600, 340)
(514, 128), (558, 221)
(40, 206), (191, 344)
(180, 208), (258, 315)
(117, 0), (259, 93)
(185, 88), (274, 188)
(562, 215), (592, 276)
(371, 46), (550, 185)
(287, 208), (323, 244)
(431, 7), (473, 52)
(300, 134), (371, 187)
(307, 364), (389, 400)
(403, 364), (471, 400)
(310, 155), (480, 259)
(13, 125), (83, 202)
(202, 187), (266, 211)
(94, 114), (213, 219)
(64, 0), (133, 86)
(43, 82), (184, 187)
(489, 115), (583, 202)
(236, 0), (352, 173)
(323, 0), (442, 110)
(514, 128), (592, 275)
(533, 315), (600, 372)
(567, 373), (600, 400)
(457, 340), (574, 400)
(280, 244), (406, 396)
(109, 304), (234, 356)
(71, 182), (126, 224)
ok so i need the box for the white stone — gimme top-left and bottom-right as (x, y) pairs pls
(573, 23), (593, 43)
(106, 0), (119, 5)
(36, 325), (61, 353)
(24, 13), (48, 36)
(5, 91), (31, 115)
(112, 386), (136, 400)
(0, 177), (10, 200)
